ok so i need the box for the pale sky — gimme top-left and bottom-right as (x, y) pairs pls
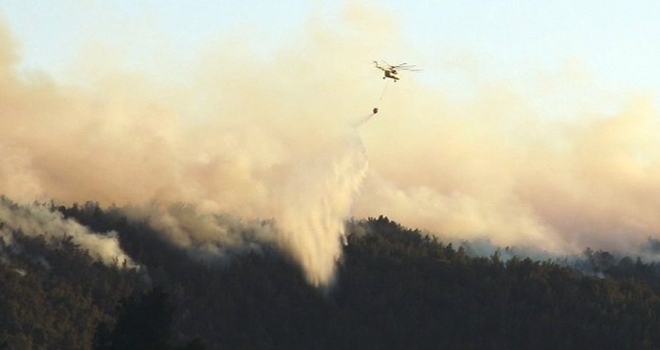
(3, 0), (660, 95)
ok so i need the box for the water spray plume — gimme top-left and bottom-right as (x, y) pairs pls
(276, 132), (368, 286)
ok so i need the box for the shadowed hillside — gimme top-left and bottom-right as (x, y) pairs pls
(2, 199), (660, 349)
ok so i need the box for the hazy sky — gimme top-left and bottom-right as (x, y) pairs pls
(3, 1), (660, 95)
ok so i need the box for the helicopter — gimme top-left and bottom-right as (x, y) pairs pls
(373, 61), (420, 82)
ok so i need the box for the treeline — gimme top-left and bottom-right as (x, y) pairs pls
(2, 201), (660, 349)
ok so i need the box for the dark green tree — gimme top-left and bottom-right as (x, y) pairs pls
(94, 288), (204, 350)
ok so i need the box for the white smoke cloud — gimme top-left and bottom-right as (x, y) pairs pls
(122, 202), (277, 261)
(119, 127), (369, 287)
(0, 197), (136, 267)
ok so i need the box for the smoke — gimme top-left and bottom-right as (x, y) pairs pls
(3, 2), (660, 285)
(356, 86), (660, 256)
(0, 6), (382, 286)
(0, 197), (135, 267)
(120, 128), (369, 287)
(125, 203), (273, 257)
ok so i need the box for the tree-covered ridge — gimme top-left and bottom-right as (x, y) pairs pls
(341, 217), (660, 349)
(2, 201), (660, 349)
(0, 230), (146, 349)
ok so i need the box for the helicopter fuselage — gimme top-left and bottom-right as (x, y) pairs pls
(383, 70), (399, 81)
(374, 62), (400, 81)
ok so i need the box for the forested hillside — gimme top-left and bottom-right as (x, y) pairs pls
(2, 200), (660, 349)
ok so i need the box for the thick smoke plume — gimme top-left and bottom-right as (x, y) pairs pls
(2, 3), (660, 284)
(0, 7), (381, 286)
(121, 129), (368, 286)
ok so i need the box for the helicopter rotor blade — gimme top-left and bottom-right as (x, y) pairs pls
(376, 60), (422, 72)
